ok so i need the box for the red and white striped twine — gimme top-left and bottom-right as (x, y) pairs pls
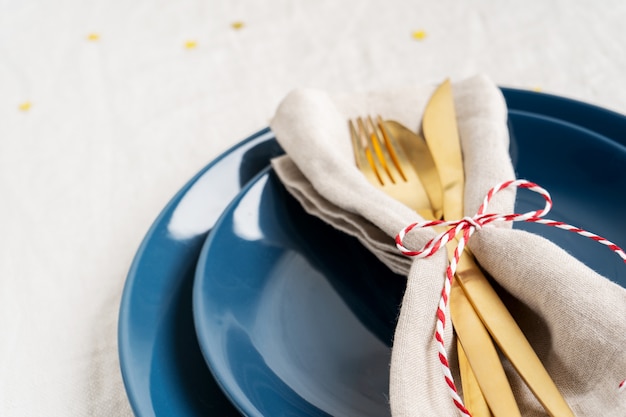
(395, 179), (626, 416)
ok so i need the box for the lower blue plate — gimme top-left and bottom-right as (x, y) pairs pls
(119, 89), (626, 417)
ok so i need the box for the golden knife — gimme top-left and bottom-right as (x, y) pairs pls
(422, 79), (519, 417)
(422, 79), (574, 417)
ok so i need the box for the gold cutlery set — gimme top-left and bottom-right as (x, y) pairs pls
(349, 80), (574, 416)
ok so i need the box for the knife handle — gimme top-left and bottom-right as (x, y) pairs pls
(454, 250), (575, 417)
(451, 281), (520, 417)
(447, 238), (517, 417)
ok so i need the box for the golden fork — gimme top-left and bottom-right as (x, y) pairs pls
(349, 115), (510, 416)
(349, 116), (434, 221)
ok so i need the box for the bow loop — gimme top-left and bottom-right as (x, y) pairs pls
(396, 179), (558, 258)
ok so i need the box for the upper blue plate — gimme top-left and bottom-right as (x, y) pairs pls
(119, 88), (626, 417)
(192, 111), (626, 417)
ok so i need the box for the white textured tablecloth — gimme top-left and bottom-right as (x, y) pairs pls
(1, 1), (626, 415)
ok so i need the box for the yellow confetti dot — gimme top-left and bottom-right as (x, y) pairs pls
(412, 30), (427, 41)
(184, 40), (197, 49)
(18, 101), (32, 112)
(231, 21), (244, 30)
(87, 33), (100, 41)
(532, 86), (542, 92)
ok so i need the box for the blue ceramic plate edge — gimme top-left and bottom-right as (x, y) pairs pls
(508, 109), (626, 153)
(191, 166), (275, 417)
(118, 128), (272, 416)
(500, 87), (626, 120)
(501, 87), (626, 147)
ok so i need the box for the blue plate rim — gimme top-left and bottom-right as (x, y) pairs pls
(118, 127), (273, 417)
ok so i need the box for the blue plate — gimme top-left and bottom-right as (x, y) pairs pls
(119, 89), (626, 417)
(118, 129), (284, 417)
(193, 112), (626, 417)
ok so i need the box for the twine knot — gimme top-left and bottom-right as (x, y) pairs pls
(395, 179), (553, 258)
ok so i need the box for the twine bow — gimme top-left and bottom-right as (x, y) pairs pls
(396, 179), (626, 260)
(395, 179), (626, 416)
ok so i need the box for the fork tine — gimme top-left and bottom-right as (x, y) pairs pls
(376, 115), (413, 182)
(357, 117), (386, 185)
(365, 116), (398, 184)
(349, 119), (366, 170)
(349, 119), (383, 185)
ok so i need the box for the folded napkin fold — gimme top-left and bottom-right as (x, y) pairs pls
(269, 75), (626, 416)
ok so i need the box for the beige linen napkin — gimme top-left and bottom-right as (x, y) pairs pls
(269, 75), (626, 416)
